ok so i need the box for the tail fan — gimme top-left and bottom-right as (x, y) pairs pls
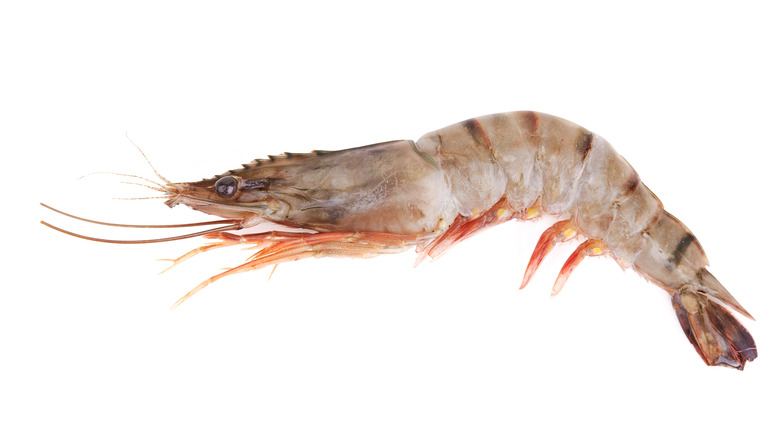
(671, 290), (757, 370)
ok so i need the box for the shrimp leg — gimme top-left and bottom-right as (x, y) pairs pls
(519, 220), (579, 289)
(415, 198), (516, 265)
(171, 230), (424, 308)
(552, 239), (606, 296)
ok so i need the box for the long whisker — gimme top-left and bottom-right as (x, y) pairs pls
(82, 171), (168, 191)
(119, 181), (168, 193)
(113, 196), (172, 201)
(40, 203), (239, 229)
(126, 132), (173, 186)
(40, 221), (240, 244)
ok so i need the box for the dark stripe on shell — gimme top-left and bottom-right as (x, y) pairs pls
(623, 172), (640, 196)
(576, 130), (594, 162)
(522, 111), (539, 134)
(670, 233), (695, 266)
(463, 118), (492, 150)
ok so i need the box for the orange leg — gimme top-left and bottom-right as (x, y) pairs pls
(519, 220), (578, 289)
(551, 239), (606, 296)
(170, 230), (424, 308)
(159, 230), (320, 273)
(415, 198), (516, 265)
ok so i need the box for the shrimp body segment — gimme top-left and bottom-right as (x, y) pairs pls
(43, 111), (757, 369)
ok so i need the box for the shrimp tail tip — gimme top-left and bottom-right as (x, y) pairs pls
(671, 290), (757, 370)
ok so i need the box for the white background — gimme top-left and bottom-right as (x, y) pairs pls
(3, 1), (779, 437)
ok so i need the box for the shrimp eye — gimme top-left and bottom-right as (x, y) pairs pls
(215, 176), (239, 198)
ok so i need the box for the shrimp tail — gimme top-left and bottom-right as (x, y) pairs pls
(671, 287), (757, 370)
(627, 210), (757, 369)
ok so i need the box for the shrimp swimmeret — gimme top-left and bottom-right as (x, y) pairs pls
(41, 111), (757, 369)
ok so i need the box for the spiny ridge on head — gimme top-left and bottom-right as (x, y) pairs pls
(201, 150), (334, 181)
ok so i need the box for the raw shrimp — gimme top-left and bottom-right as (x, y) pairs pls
(41, 111), (757, 369)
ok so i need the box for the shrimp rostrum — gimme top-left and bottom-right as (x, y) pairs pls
(42, 111), (757, 369)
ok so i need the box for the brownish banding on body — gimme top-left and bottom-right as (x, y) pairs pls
(670, 233), (695, 266)
(522, 111), (539, 134)
(575, 130), (593, 162)
(622, 173), (640, 197)
(624, 173), (639, 193)
(462, 118), (493, 151)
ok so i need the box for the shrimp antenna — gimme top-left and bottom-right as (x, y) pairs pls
(41, 203), (239, 229)
(40, 220), (240, 244)
(125, 131), (173, 186)
(81, 171), (168, 191)
(119, 181), (168, 193)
